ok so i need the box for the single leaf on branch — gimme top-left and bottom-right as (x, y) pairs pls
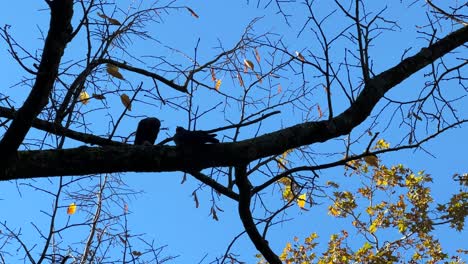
(97, 13), (121, 25)
(364, 155), (379, 167)
(295, 51), (305, 62)
(67, 202), (77, 215)
(255, 73), (263, 84)
(297, 193), (307, 209)
(79, 91), (90, 104)
(254, 48), (261, 63)
(120, 93), (132, 111)
(92, 93), (106, 100)
(210, 68), (216, 81)
(186, 7), (199, 18)
(210, 206), (219, 221)
(215, 79), (222, 91)
(317, 104), (323, 119)
(192, 191), (199, 208)
(106, 64), (125, 80)
(237, 73), (244, 87)
(244, 59), (254, 71)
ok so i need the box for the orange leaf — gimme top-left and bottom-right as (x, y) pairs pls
(254, 48), (261, 63)
(120, 94), (132, 111)
(237, 73), (244, 87)
(317, 105), (323, 119)
(277, 84), (282, 94)
(67, 203), (77, 215)
(186, 7), (199, 18)
(244, 59), (254, 71)
(210, 68), (216, 81)
(295, 51), (305, 62)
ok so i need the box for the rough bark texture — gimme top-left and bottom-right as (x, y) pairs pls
(0, 1), (74, 163)
(3, 25), (467, 180)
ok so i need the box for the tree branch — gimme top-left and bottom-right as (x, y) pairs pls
(3, 25), (468, 179)
(0, 106), (125, 147)
(0, 0), (74, 163)
(236, 165), (281, 264)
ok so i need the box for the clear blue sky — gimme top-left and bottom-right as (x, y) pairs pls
(0, 1), (466, 263)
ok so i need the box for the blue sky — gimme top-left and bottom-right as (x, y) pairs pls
(0, 0), (466, 263)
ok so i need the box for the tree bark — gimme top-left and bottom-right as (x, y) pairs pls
(2, 25), (467, 179)
(0, 1), (74, 164)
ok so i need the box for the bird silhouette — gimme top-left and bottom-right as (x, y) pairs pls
(173, 126), (219, 146)
(134, 117), (161, 145)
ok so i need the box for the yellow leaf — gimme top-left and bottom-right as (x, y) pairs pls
(215, 79), (222, 91)
(369, 221), (378, 234)
(282, 185), (293, 200)
(254, 48), (261, 63)
(328, 205), (340, 216)
(186, 7), (199, 18)
(364, 155), (379, 167)
(297, 193), (307, 209)
(67, 202), (77, 215)
(244, 59), (254, 71)
(79, 91), (90, 105)
(106, 64), (125, 80)
(375, 139), (390, 150)
(120, 94), (132, 111)
(295, 51), (305, 62)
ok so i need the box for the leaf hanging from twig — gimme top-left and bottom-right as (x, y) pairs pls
(186, 7), (199, 18)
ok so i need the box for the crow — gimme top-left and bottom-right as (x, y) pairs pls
(173, 126), (219, 146)
(134, 117), (161, 145)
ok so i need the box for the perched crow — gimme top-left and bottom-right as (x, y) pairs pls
(173, 126), (219, 146)
(134, 117), (161, 145)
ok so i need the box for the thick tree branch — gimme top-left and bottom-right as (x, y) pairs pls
(101, 59), (188, 93)
(0, 0), (74, 162)
(0, 106), (125, 147)
(3, 26), (468, 179)
(236, 165), (281, 264)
